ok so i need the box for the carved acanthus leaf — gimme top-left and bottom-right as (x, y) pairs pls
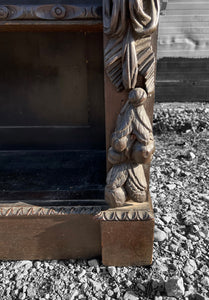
(103, 0), (160, 93)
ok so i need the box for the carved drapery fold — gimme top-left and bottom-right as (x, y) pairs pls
(104, 0), (160, 93)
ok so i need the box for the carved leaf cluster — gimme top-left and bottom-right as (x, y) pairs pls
(104, 0), (160, 93)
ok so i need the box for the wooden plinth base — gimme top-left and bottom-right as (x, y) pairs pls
(0, 200), (154, 266)
(99, 201), (154, 266)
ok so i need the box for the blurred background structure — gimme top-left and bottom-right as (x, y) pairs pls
(156, 0), (209, 102)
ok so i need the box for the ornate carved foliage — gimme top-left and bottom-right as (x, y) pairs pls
(0, 4), (102, 21)
(104, 1), (159, 208)
(103, 0), (160, 93)
(105, 88), (155, 207)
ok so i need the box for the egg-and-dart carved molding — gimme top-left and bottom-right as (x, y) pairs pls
(96, 209), (154, 221)
(0, 4), (102, 21)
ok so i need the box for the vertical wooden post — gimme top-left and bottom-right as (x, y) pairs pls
(100, 0), (160, 266)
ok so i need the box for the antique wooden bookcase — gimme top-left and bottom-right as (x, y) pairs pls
(0, 0), (159, 265)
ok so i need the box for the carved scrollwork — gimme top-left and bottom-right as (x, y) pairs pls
(103, 0), (160, 93)
(0, 4), (102, 21)
(0, 6), (9, 19)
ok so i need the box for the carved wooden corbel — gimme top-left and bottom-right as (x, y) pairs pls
(104, 0), (160, 208)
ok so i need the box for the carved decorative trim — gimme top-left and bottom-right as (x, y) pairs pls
(0, 206), (103, 217)
(0, 4), (102, 21)
(96, 208), (154, 221)
(0, 204), (153, 221)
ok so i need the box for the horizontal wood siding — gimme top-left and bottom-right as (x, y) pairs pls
(156, 1), (209, 102)
(156, 58), (209, 102)
(158, 0), (209, 58)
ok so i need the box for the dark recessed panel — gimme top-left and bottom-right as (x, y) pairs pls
(0, 31), (105, 149)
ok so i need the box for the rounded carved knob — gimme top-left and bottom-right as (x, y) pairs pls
(0, 6), (9, 19)
(51, 5), (66, 19)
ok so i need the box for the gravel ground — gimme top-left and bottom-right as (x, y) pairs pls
(0, 102), (208, 300)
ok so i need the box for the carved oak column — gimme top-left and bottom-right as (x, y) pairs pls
(99, 0), (160, 266)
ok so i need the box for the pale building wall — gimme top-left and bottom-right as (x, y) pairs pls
(158, 0), (209, 59)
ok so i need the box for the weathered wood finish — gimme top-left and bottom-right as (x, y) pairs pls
(0, 0), (159, 264)
(0, 213), (101, 260)
(101, 219), (154, 266)
(102, 0), (159, 265)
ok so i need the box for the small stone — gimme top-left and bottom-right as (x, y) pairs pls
(183, 259), (197, 275)
(34, 261), (41, 269)
(14, 260), (33, 271)
(165, 278), (185, 297)
(200, 194), (209, 202)
(87, 259), (99, 268)
(126, 280), (132, 287)
(107, 290), (114, 297)
(164, 227), (171, 234)
(78, 269), (86, 280)
(202, 276), (209, 287)
(162, 215), (172, 224)
(114, 285), (120, 294)
(27, 285), (37, 298)
(108, 266), (116, 277)
(137, 283), (145, 292)
(188, 152), (196, 160)
(154, 227), (167, 242)
(191, 293), (208, 300)
(69, 290), (79, 300)
(123, 291), (139, 300)
(167, 183), (176, 190)
(89, 279), (102, 292)
(19, 292), (26, 300)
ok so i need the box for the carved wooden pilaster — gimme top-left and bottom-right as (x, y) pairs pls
(102, 0), (160, 266)
(104, 0), (160, 209)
